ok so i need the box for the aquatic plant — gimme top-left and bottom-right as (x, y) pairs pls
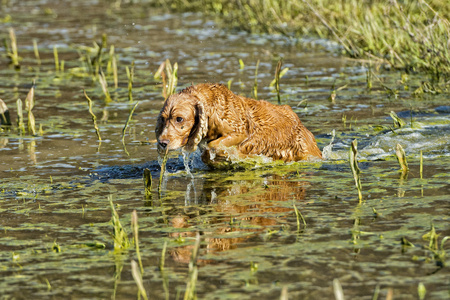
(107, 45), (118, 88)
(83, 90), (102, 141)
(366, 65), (373, 90)
(158, 147), (169, 194)
(155, 59), (178, 99)
(184, 233), (200, 300)
(95, 34), (108, 76)
(121, 101), (139, 146)
(280, 286), (288, 300)
(274, 59), (282, 104)
(328, 82), (347, 104)
(53, 45), (60, 72)
(253, 59), (260, 99)
(16, 98), (25, 133)
(160, 241), (170, 300)
(5, 28), (20, 69)
(32, 39), (41, 65)
(73, 34), (112, 81)
(395, 143), (409, 175)
(418, 282), (426, 300)
(293, 202), (306, 232)
(131, 210), (144, 275)
(52, 240), (61, 253)
(420, 150), (423, 179)
(389, 111), (406, 128)
(109, 195), (131, 251)
(131, 260), (149, 300)
(349, 139), (362, 203)
(126, 62), (134, 102)
(421, 224), (449, 267)
(25, 82), (36, 136)
(98, 71), (112, 103)
(333, 278), (344, 300)
(238, 58), (245, 70)
(269, 59), (288, 104)
(0, 98), (11, 126)
(143, 168), (152, 198)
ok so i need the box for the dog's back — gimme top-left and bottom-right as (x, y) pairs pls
(191, 83), (322, 162)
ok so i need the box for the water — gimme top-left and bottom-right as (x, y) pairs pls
(1, 1), (449, 299)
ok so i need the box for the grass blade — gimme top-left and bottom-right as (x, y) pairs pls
(83, 90), (102, 141)
(349, 139), (362, 203)
(121, 101), (139, 145)
(131, 260), (148, 300)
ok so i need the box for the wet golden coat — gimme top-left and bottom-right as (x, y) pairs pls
(155, 83), (322, 166)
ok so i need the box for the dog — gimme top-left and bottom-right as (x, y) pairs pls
(155, 83), (322, 166)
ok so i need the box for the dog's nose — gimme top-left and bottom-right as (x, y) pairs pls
(158, 139), (169, 149)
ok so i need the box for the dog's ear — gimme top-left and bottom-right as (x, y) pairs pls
(185, 100), (207, 152)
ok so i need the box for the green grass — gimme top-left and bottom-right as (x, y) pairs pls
(157, 0), (450, 80)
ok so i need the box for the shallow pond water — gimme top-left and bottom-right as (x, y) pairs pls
(1, 1), (449, 299)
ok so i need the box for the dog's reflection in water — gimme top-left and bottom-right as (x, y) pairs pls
(166, 174), (309, 264)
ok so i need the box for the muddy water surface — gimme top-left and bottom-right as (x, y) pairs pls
(1, 1), (449, 299)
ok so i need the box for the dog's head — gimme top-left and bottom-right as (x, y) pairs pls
(155, 91), (206, 153)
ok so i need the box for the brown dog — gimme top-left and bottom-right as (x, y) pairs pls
(155, 83), (322, 166)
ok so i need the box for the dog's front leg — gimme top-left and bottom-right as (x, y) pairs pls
(201, 133), (247, 166)
(207, 133), (247, 149)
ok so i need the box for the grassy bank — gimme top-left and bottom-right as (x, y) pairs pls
(155, 0), (450, 80)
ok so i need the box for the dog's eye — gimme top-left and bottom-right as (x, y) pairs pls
(176, 117), (184, 123)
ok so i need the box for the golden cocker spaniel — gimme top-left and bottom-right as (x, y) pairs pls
(155, 83), (322, 167)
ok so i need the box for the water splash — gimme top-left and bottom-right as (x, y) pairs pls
(322, 129), (336, 160)
(323, 115), (450, 162)
(157, 154), (167, 174)
(182, 150), (194, 178)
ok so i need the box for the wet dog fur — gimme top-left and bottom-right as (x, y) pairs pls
(155, 83), (322, 166)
